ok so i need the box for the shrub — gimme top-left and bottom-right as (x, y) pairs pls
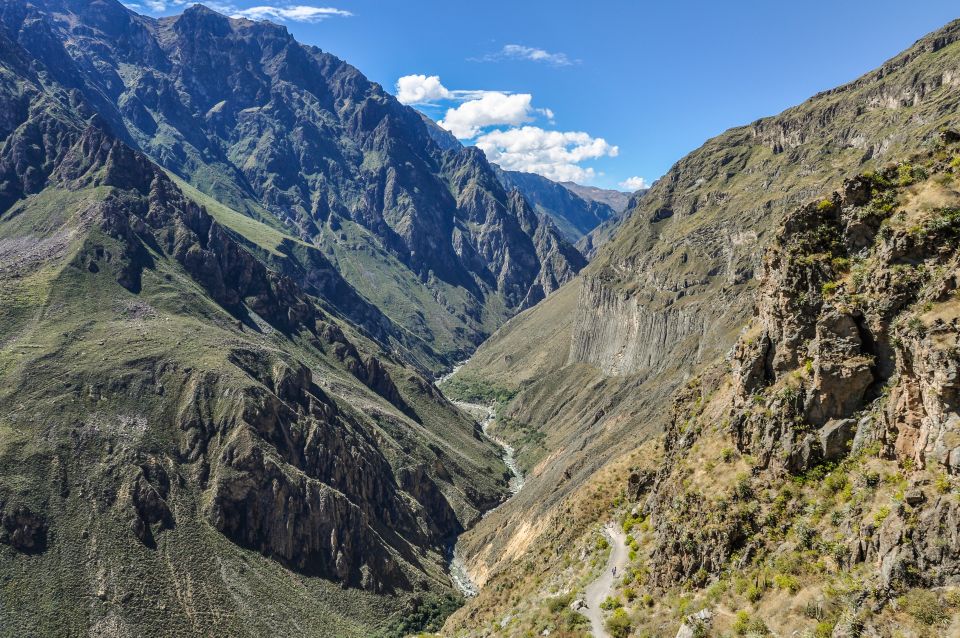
(733, 611), (751, 635)
(813, 621), (835, 638)
(902, 589), (948, 626)
(817, 199), (836, 212)
(773, 573), (800, 594)
(733, 473), (754, 501)
(935, 473), (952, 494)
(605, 609), (631, 638)
(746, 583), (765, 602)
(821, 281), (839, 297)
(721, 447), (736, 463)
(831, 256), (851, 273)
(596, 537), (609, 551)
(874, 506), (891, 525)
(545, 593), (572, 613)
(600, 596), (621, 611)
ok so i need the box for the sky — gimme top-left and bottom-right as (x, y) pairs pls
(128, 1), (960, 191)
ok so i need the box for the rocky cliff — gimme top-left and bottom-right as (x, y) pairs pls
(0, 0), (585, 372)
(0, 3), (516, 635)
(626, 146), (960, 636)
(444, 19), (960, 636)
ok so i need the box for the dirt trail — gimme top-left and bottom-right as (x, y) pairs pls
(582, 522), (629, 638)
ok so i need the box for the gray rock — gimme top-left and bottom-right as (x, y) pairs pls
(821, 418), (856, 461)
(851, 415), (875, 456)
(676, 608), (713, 638)
(904, 488), (925, 506)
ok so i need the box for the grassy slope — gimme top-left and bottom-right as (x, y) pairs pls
(0, 179), (508, 637)
(443, 19), (960, 636)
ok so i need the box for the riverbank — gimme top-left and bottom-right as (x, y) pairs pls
(435, 369), (524, 597)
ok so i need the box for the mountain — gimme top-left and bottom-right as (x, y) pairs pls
(560, 181), (633, 213)
(442, 19), (960, 636)
(491, 166), (624, 244)
(0, 0), (584, 375)
(0, 0), (593, 634)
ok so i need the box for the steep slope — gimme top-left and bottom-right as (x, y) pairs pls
(561, 181), (633, 213)
(0, 10), (512, 637)
(444, 18), (960, 634)
(450, 150), (960, 636)
(492, 166), (622, 244)
(0, 0), (585, 372)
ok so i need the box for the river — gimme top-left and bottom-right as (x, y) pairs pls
(436, 365), (524, 597)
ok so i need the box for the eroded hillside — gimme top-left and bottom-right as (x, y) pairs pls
(444, 18), (960, 637)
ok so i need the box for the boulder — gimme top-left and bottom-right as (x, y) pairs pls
(820, 418), (856, 461)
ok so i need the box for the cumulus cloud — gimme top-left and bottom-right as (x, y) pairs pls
(474, 127), (619, 183)
(619, 176), (648, 191)
(128, 1), (352, 22)
(233, 5), (352, 22)
(472, 44), (577, 67)
(396, 75), (453, 105)
(395, 74), (618, 183)
(439, 93), (545, 139)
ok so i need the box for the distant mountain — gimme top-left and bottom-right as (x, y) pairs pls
(0, 0), (590, 634)
(0, 0), (584, 373)
(560, 181), (633, 212)
(491, 165), (624, 244)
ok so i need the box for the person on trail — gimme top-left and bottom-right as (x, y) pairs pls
(612, 566), (616, 577)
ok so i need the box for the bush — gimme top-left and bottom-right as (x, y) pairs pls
(874, 505), (891, 525)
(902, 589), (949, 626)
(817, 199), (836, 212)
(606, 608), (631, 638)
(733, 473), (754, 500)
(746, 583), (765, 602)
(545, 593), (572, 614)
(773, 573), (800, 594)
(600, 596), (622, 611)
(721, 447), (736, 463)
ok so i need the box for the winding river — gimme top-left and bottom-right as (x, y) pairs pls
(437, 366), (524, 597)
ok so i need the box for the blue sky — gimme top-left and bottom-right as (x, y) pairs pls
(130, 1), (960, 190)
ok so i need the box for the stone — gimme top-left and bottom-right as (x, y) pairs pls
(851, 415), (875, 456)
(676, 608), (713, 638)
(820, 418), (856, 461)
(904, 488), (925, 506)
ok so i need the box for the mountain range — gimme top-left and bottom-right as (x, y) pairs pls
(3, 2), (960, 637)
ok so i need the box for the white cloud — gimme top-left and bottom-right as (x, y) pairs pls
(233, 5), (352, 22)
(396, 75), (453, 105)
(128, 1), (352, 23)
(439, 92), (539, 139)
(475, 126), (619, 183)
(619, 176), (648, 191)
(472, 44), (577, 67)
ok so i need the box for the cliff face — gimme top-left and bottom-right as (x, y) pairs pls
(633, 149), (960, 636)
(444, 19), (960, 629)
(0, 4), (514, 635)
(0, 0), (584, 370)
(573, 19), (960, 378)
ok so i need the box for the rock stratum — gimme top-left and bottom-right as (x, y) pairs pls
(444, 19), (960, 638)
(0, 0), (596, 634)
